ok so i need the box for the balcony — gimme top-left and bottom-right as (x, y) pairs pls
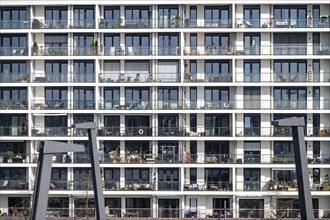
(0, 19), (29, 29)
(0, 47), (27, 56)
(32, 46), (68, 56)
(31, 19), (68, 29)
(104, 180), (153, 191)
(31, 126), (68, 137)
(31, 100), (66, 110)
(158, 127), (183, 136)
(70, 19), (95, 29)
(0, 72), (29, 83)
(0, 179), (28, 190)
(124, 100), (151, 110)
(157, 100), (183, 110)
(158, 181), (180, 191)
(0, 126), (27, 136)
(72, 100), (95, 110)
(99, 72), (152, 83)
(0, 100), (27, 110)
(124, 127), (151, 136)
(158, 46), (180, 56)
(49, 180), (69, 190)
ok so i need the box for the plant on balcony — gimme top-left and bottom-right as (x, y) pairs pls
(171, 15), (181, 27)
(90, 38), (96, 55)
(5, 151), (14, 163)
(64, 154), (72, 163)
(32, 41), (39, 56)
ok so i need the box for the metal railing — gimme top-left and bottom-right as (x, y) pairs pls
(0, 100), (27, 110)
(0, 47), (28, 56)
(0, 73), (29, 83)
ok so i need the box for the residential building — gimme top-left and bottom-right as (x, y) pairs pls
(0, 0), (329, 218)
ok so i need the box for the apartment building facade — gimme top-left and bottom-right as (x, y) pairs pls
(0, 0), (329, 218)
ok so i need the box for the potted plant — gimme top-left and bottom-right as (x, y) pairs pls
(32, 41), (39, 56)
(5, 151), (14, 163)
(171, 15), (181, 28)
(90, 38), (96, 55)
(65, 154), (72, 163)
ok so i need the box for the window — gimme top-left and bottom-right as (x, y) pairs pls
(274, 6), (306, 28)
(0, 87), (27, 107)
(204, 6), (230, 27)
(73, 6), (94, 28)
(0, 168), (26, 179)
(45, 34), (68, 53)
(124, 61), (150, 82)
(125, 116), (150, 135)
(48, 198), (69, 217)
(104, 88), (120, 109)
(158, 168), (179, 190)
(0, 114), (27, 136)
(244, 34), (260, 55)
(158, 34), (179, 55)
(204, 34), (229, 55)
(205, 60), (231, 82)
(104, 168), (120, 183)
(0, 61), (27, 83)
(45, 61), (68, 82)
(0, 34), (27, 55)
(190, 168), (197, 184)
(274, 87), (307, 110)
(104, 34), (120, 55)
(274, 60), (306, 82)
(45, 87), (68, 109)
(213, 198), (231, 218)
(45, 116), (67, 136)
(205, 168), (230, 190)
(244, 142), (261, 163)
(126, 198), (150, 217)
(51, 168), (68, 189)
(125, 168), (149, 183)
(158, 87), (179, 109)
(244, 114), (260, 136)
(103, 61), (120, 81)
(45, 6), (68, 28)
(244, 168), (260, 191)
(125, 87), (149, 108)
(312, 5), (320, 27)
(157, 61), (179, 82)
(244, 60), (260, 82)
(105, 198), (121, 217)
(0, 7), (27, 29)
(73, 87), (94, 109)
(125, 6), (150, 28)
(158, 114), (180, 136)
(158, 5), (179, 28)
(274, 33), (307, 55)
(205, 87), (229, 109)
(205, 141), (230, 156)
(103, 6), (120, 28)
(103, 116), (120, 136)
(189, 6), (197, 27)
(158, 199), (179, 218)
(73, 34), (94, 55)
(273, 142), (294, 162)
(244, 6), (260, 27)
(239, 199), (264, 218)
(73, 60), (94, 82)
(125, 34), (150, 55)
(244, 87), (260, 109)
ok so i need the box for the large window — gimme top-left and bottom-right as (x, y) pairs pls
(73, 87), (94, 110)
(244, 60), (260, 82)
(274, 33), (306, 55)
(158, 199), (179, 218)
(158, 5), (179, 28)
(204, 34), (229, 55)
(205, 60), (231, 82)
(204, 6), (230, 27)
(48, 198), (69, 217)
(0, 7), (27, 29)
(205, 87), (229, 109)
(274, 60), (306, 82)
(205, 141), (230, 159)
(45, 61), (68, 82)
(73, 34), (94, 55)
(45, 87), (68, 109)
(126, 198), (150, 217)
(244, 168), (260, 191)
(244, 114), (260, 136)
(125, 168), (149, 183)
(244, 87), (260, 109)
(51, 168), (68, 189)
(274, 87), (307, 110)
(0, 87), (27, 109)
(244, 6), (260, 27)
(103, 88), (120, 110)
(205, 168), (230, 190)
(45, 34), (68, 55)
(157, 61), (179, 82)
(125, 87), (149, 109)
(158, 168), (179, 190)
(0, 61), (27, 83)
(125, 34), (150, 55)
(104, 34), (120, 55)
(125, 116), (150, 136)
(158, 114), (180, 136)
(45, 116), (67, 136)
(158, 34), (179, 55)
(244, 34), (260, 55)
(125, 6), (150, 28)
(205, 114), (230, 136)
(274, 6), (306, 28)
(105, 198), (121, 217)
(73, 6), (94, 28)
(239, 199), (264, 218)
(104, 168), (120, 189)
(73, 60), (94, 82)
(158, 87), (179, 109)
(0, 34), (27, 55)
(103, 6), (120, 28)
(45, 6), (68, 28)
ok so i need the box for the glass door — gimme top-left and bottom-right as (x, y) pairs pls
(244, 168), (260, 191)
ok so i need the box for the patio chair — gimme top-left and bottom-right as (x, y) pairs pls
(1, 180), (9, 189)
(127, 47), (135, 55)
(109, 47), (116, 56)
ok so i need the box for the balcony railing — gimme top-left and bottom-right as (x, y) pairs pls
(158, 181), (180, 191)
(70, 20), (95, 29)
(0, 47), (27, 56)
(0, 179), (28, 190)
(0, 73), (29, 83)
(0, 126), (28, 136)
(31, 100), (67, 110)
(0, 100), (27, 110)
(0, 20), (29, 29)
(31, 126), (68, 137)
(72, 100), (95, 110)
(31, 19), (68, 29)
